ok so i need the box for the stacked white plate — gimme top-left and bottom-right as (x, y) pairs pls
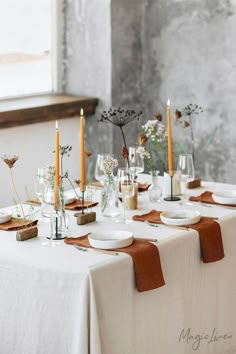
(160, 209), (201, 226)
(212, 191), (236, 205)
(88, 230), (134, 249)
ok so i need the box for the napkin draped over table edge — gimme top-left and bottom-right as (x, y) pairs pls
(65, 234), (165, 292)
(133, 210), (225, 263)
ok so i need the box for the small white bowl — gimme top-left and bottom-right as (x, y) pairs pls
(88, 230), (134, 249)
(0, 210), (12, 224)
(160, 209), (201, 226)
(212, 191), (236, 205)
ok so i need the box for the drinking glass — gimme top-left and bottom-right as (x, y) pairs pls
(95, 154), (109, 185)
(116, 168), (135, 224)
(35, 167), (46, 202)
(177, 154), (194, 205)
(128, 146), (144, 180)
(41, 184), (62, 247)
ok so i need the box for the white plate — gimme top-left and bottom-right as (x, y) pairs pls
(88, 230), (134, 249)
(0, 210), (12, 224)
(212, 191), (236, 205)
(160, 209), (201, 226)
(63, 192), (76, 205)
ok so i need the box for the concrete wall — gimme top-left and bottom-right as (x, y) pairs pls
(141, 0), (236, 183)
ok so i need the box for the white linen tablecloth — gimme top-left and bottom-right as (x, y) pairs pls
(0, 179), (236, 354)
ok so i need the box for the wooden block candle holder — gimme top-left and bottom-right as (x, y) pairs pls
(16, 226), (38, 241)
(75, 212), (96, 225)
(187, 178), (201, 189)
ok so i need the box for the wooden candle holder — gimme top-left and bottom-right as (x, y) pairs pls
(187, 178), (201, 189)
(16, 226), (38, 241)
(75, 212), (96, 225)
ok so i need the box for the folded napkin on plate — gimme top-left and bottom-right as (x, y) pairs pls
(26, 199), (98, 211)
(89, 181), (150, 192)
(0, 218), (38, 231)
(189, 191), (236, 207)
(133, 210), (224, 263)
(65, 234), (165, 292)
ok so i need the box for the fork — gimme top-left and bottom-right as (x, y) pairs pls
(73, 245), (119, 256)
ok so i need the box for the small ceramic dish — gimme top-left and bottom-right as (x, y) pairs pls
(88, 230), (134, 249)
(160, 209), (201, 226)
(212, 191), (236, 205)
(0, 210), (13, 224)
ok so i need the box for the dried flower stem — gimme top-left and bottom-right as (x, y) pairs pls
(10, 169), (25, 219)
(120, 126), (130, 168)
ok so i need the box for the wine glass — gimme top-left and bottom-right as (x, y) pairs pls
(177, 154), (194, 205)
(41, 184), (62, 247)
(116, 168), (135, 224)
(95, 153), (109, 185)
(128, 146), (144, 180)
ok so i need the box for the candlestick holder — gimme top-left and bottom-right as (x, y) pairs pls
(75, 191), (96, 225)
(164, 175), (181, 201)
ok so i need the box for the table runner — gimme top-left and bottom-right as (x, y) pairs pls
(189, 190), (236, 207)
(133, 210), (224, 263)
(65, 234), (165, 292)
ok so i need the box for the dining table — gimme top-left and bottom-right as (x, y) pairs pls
(0, 176), (236, 354)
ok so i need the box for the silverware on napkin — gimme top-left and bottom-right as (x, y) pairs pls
(135, 237), (158, 242)
(144, 220), (190, 231)
(74, 245), (119, 256)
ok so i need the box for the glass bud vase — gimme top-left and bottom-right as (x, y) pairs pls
(101, 175), (120, 217)
(148, 170), (162, 202)
(50, 186), (70, 240)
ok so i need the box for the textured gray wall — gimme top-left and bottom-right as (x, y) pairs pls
(141, 0), (236, 183)
(64, 0), (236, 183)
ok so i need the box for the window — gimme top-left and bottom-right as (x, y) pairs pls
(0, 0), (55, 99)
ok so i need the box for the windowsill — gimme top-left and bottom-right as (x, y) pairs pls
(0, 93), (99, 129)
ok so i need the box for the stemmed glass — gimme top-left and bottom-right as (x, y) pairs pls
(41, 184), (62, 247)
(177, 154), (194, 205)
(95, 153), (109, 185)
(116, 168), (135, 224)
(128, 146), (144, 180)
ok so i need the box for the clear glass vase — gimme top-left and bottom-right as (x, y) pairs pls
(148, 170), (162, 202)
(45, 184), (70, 240)
(101, 175), (120, 217)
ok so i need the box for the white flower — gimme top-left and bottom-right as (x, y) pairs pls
(103, 155), (118, 176)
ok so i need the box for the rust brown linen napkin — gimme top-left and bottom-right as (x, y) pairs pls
(133, 210), (224, 263)
(26, 199), (98, 210)
(0, 218), (38, 231)
(89, 181), (103, 188)
(189, 191), (236, 207)
(65, 234), (165, 292)
(89, 181), (150, 192)
(64, 199), (98, 211)
(138, 183), (151, 192)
